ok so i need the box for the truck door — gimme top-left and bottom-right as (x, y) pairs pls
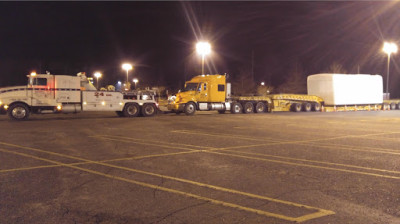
(196, 82), (209, 102)
(30, 77), (55, 106)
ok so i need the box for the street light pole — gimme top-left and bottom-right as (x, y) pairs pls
(133, 78), (138, 90)
(386, 53), (391, 95)
(201, 54), (205, 76)
(383, 42), (398, 97)
(94, 72), (102, 90)
(122, 63), (133, 90)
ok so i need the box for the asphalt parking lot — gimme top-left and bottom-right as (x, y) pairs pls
(1, 110), (400, 224)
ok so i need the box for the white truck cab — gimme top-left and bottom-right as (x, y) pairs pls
(0, 73), (158, 120)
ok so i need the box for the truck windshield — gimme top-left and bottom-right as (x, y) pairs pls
(182, 83), (198, 92)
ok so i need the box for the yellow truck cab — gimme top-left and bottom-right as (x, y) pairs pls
(168, 74), (229, 115)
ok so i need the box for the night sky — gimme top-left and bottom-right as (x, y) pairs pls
(1, 1), (400, 96)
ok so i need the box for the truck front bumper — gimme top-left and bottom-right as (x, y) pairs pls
(167, 103), (185, 112)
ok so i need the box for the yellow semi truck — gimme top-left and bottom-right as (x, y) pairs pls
(167, 74), (324, 115)
(167, 74), (400, 115)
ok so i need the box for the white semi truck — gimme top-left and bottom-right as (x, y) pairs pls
(0, 72), (158, 120)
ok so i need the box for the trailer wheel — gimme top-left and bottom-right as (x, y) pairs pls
(231, 102), (242, 114)
(383, 103), (390, 111)
(390, 103), (396, 110)
(312, 103), (321, 111)
(8, 103), (30, 121)
(302, 102), (312, 112)
(123, 103), (140, 117)
(184, 102), (196, 115)
(255, 102), (266, 113)
(291, 103), (302, 112)
(243, 102), (254, 113)
(142, 104), (157, 117)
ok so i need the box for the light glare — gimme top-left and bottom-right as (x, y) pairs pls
(383, 42), (398, 54)
(94, 72), (102, 78)
(196, 42), (211, 55)
(122, 63), (133, 71)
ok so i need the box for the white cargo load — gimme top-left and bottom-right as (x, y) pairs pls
(307, 74), (383, 105)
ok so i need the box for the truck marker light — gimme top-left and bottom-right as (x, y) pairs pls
(101, 101), (106, 106)
(119, 102), (123, 106)
(83, 102), (87, 105)
(0, 101), (2, 105)
(4, 105), (8, 110)
(57, 105), (62, 110)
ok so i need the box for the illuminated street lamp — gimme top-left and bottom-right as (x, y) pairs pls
(196, 41), (211, 75)
(133, 78), (138, 89)
(383, 42), (398, 96)
(122, 63), (133, 86)
(94, 72), (102, 90)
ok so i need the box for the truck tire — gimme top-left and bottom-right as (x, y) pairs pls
(123, 103), (140, 117)
(231, 102), (242, 114)
(291, 103), (302, 112)
(383, 103), (389, 111)
(8, 103), (30, 121)
(312, 103), (321, 111)
(302, 102), (312, 112)
(184, 102), (196, 115)
(142, 104), (156, 117)
(243, 102), (254, 113)
(390, 103), (396, 110)
(255, 102), (266, 113)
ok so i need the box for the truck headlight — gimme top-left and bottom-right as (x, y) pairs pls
(168, 95), (176, 102)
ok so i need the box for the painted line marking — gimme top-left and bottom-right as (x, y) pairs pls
(4, 131), (400, 181)
(237, 123), (385, 136)
(0, 151), (197, 174)
(90, 135), (217, 151)
(304, 142), (400, 155)
(171, 130), (281, 142)
(207, 151), (400, 180)
(173, 130), (400, 154)
(211, 148), (400, 175)
(0, 147), (334, 223)
(365, 136), (400, 142)
(92, 135), (214, 149)
(95, 135), (400, 176)
(173, 129), (400, 145)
